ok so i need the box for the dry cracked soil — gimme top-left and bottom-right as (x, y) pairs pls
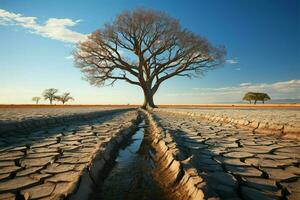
(0, 107), (299, 200)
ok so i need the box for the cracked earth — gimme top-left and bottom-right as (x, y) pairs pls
(0, 107), (299, 200)
(153, 110), (300, 200)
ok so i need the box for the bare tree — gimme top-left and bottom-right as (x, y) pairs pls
(57, 92), (74, 104)
(43, 88), (58, 104)
(32, 96), (41, 104)
(74, 8), (226, 109)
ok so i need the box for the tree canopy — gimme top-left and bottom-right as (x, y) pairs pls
(74, 8), (226, 109)
(243, 92), (271, 104)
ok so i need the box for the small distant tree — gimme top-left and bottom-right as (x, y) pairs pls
(242, 92), (271, 104)
(57, 92), (74, 104)
(43, 88), (59, 104)
(257, 93), (271, 104)
(32, 97), (41, 104)
(242, 92), (255, 104)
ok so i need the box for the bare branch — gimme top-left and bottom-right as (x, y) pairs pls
(74, 8), (226, 108)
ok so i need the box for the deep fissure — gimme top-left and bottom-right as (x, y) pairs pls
(91, 115), (169, 200)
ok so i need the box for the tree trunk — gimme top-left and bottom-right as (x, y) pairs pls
(254, 100), (257, 104)
(142, 87), (157, 109)
(262, 100), (265, 104)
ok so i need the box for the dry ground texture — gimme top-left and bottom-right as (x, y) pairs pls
(0, 104), (299, 200)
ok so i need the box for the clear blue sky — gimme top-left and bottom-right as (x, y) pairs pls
(0, 0), (299, 104)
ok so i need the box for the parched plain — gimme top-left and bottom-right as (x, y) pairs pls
(0, 106), (299, 200)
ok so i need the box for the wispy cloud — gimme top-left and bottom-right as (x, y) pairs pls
(168, 80), (300, 102)
(241, 80), (300, 92)
(239, 82), (251, 86)
(0, 9), (87, 43)
(65, 55), (74, 60)
(226, 58), (238, 64)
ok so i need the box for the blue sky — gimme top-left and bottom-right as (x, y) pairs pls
(0, 0), (299, 104)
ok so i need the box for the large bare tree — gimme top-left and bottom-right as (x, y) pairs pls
(74, 8), (225, 109)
